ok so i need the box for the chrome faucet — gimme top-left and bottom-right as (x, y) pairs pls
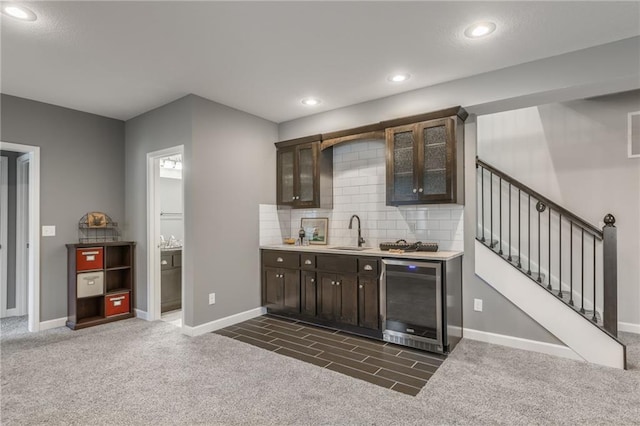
(348, 214), (366, 247)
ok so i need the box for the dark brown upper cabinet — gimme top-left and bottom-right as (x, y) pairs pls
(385, 115), (464, 205)
(276, 138), (333, 209)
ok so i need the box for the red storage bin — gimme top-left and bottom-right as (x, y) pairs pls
(76, 248), (104, 271)
(105, 292), (130, 317)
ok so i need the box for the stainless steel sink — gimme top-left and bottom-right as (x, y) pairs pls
(328, 246), (369, 251)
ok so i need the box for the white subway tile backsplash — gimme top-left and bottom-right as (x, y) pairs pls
(427, 209), (451, 220)
(259, 141), (464, 250)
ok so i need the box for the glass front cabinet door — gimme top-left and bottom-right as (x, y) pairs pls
(276, 141), (332, 209)
(385, 116), (463, 205)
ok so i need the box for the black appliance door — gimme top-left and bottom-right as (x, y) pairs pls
(381, 259), (442, 344)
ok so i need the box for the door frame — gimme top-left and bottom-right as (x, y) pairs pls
(0, 142), (40, 331)
(0, 156), (8, 317)
(146, 145), (184, 323)
(15, 153), (29, 316)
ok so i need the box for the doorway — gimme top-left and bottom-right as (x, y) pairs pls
(0, 142), (40, 331)
(146, 146), (184, 327)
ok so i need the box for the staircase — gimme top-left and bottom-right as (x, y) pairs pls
(475, 158), (626, 369)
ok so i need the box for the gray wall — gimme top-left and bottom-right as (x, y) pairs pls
(124, 95), (277, 327)
(0, 150), (19, 310)
(124, 95), (193, 314)
(189, 95), (277, 326)
(0, 94), (125, 321)
(477, 91), (640, 326)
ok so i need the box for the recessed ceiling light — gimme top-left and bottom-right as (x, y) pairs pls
(388, 73), (411, 83)
(2, 3), (37, 21)
(464, 22), (496, 39)
(301, 97), (321, 106)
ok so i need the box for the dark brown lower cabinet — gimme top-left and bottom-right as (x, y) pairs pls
(301, 270), (317, 316)
(261, 249), (379, 334)
(358, 275), (379, 329)
(161, 250), (182, 313)
(317, 272), (358, 326)
(264, 267), (300, 313)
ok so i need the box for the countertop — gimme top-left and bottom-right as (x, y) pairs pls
(260, 244), (463, 261)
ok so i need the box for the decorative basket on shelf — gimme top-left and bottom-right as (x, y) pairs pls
(78, 212), (121, 243)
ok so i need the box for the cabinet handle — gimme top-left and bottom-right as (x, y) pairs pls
(331, 281), (335, 285)
(161, 260), (168, 265)
(292, 196), (296, 200)
(419, 188), (423, 193)
(359, 284), (363, 289)
(304, 259), (312, 265)
(296, 196), (300, 200)
(336, 281), (340, 286)
(412, 188), (417, 193)
(310, 279), (315, 283)
(276, 257), (283, 263)
(363, 265), (373, 271)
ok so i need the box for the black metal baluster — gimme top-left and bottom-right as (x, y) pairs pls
(547, 208), (552, 290)
(593, 237), (597, 322)
(569, 222), (574, 306)
(580, 228), (585, 314)
(536, 201), (545, 283)
(481, 167), (485, 242)
(527, 194), (531, 275)
(508, 183), (512, 262)
(558, 214), (563, 299)
(490, 172), (493, 248)
(518, 189), (521, 268)
(499, 177), (503, 255)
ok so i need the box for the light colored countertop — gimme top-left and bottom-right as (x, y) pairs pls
(260, 244), (463, 261)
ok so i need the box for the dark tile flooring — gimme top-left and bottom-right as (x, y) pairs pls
(213, 315), (446, 396)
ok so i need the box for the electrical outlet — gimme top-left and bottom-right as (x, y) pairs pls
(42, 226), (56, 237)
(474, 298), (483, 312)
(209, 293), (216, 305)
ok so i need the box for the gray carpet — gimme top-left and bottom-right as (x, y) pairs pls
(1, 316), (639, 425)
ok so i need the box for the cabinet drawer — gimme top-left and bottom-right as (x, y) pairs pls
(77, 271), (104, 298)
(76, 248), (103, 271)
(316, 255), (357, 273)
(263, 251), (299, 269)
(105, 292), (130, 317)
(301, 254), (316, 270)
(358, 258), (379, 276)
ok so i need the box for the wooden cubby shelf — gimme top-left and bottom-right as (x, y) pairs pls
(66, 241), (136, 330)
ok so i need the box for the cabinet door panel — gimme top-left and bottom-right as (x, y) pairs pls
(277, 148), (295, 205)
(298, 145), (314, 203)
(419, 119), (454, 201)
(263, 267), (283, 309)
(386, 125), (418, 204)
(301, 271), (317, 316)
(338, 274), (358, 326)
(317, 273), (336, 320)
(282, 269), (300, 313)
(358, 276), (379, 330)
(161, 268), (182, 313)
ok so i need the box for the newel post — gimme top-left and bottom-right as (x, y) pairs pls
(603, 214), (618, 336)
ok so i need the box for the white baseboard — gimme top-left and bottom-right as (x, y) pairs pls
(463, 327), (585, 362)
(135, 309), (150, 321)
(619, 322), (640, 334)
(39, 317), (68, 331)
(181, 307), (266, 337)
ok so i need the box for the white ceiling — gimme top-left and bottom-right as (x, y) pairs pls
(2, 1), (639, 123)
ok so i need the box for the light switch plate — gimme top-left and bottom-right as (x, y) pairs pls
(474, 298), (483, 312)
(209, 293), (216, 305)
(42, 226), (56, 237)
